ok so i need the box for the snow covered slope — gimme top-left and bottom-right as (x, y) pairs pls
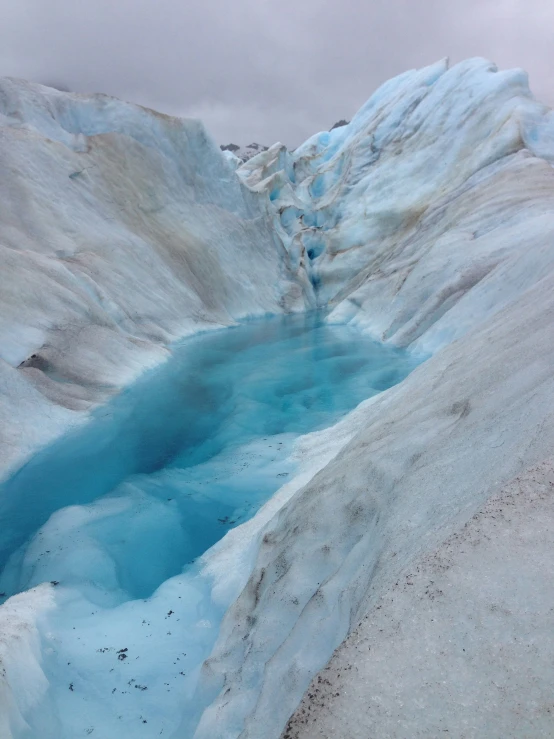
(284, 459), (554, 738)
(0, 80), (308, 477)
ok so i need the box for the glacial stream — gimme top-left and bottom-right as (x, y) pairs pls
(0, 313), (418, 738)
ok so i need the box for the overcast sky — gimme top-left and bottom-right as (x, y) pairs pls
(1, 0), (552, 147)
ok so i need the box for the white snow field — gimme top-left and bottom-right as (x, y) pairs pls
(1, 56), (554, 739)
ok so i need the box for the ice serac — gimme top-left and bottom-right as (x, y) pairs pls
(0, 79), (309, 477)
(190, 59), (554, 738)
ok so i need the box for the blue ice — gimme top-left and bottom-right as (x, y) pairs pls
(0, 313), (418, 737)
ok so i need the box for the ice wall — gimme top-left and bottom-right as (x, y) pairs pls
(239, 58), (554, 353)
(0, 79), (309, 478)
(191, 59), (554, 738)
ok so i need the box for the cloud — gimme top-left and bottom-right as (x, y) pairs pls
(0, 0), (552, 146)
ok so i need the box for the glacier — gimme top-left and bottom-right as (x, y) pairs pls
(1, 56), (554, 739)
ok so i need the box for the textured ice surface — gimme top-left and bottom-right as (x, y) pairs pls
(0, 314), (416, 738)
(284, 460), (554, 739)
(239, 58), (554, 355)
(0, 78), (311, 478)
(192, 59), (554, 739)
(197, 269), (554, 739)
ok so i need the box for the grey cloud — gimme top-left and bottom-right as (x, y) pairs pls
(0, 0), (552, 147)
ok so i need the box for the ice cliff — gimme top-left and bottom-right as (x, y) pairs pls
(2, 57), (554, 738)
(0, 79), (308, 477)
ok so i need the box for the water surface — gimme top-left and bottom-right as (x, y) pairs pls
(0, 312), (418, 738)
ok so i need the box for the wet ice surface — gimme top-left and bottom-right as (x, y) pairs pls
(0, 313), (417, 738)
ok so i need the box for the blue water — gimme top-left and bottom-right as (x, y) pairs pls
(0, 313), (417, 603)
(0, 313), (420, 738)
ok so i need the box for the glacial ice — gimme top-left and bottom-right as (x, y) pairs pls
(284, 460), (554, 738)
(0, 77), (311, 478)
(2, 55), (554, 739)
(193, 59), (554, 738)
(239, 58), (554, 355)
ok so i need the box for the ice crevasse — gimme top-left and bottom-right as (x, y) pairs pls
(2, 56), (554, 739)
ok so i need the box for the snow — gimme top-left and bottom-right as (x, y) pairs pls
(220, 142), (269, 163)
